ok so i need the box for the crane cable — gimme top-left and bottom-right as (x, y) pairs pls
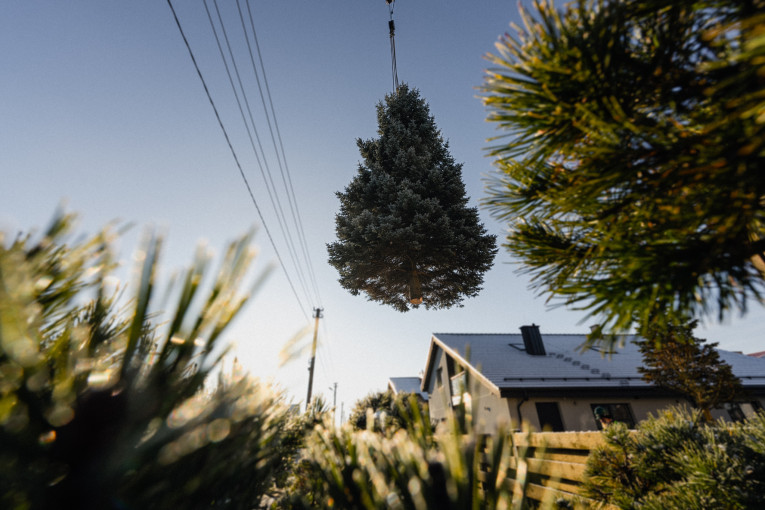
(387, 0), (399, 91)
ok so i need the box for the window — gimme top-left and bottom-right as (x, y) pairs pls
(535, 402), (565, 431)
(449, 370), (469, 406)
(446, 357), (456, 378)
(450, 371), (466, 397)
(453, 391), (471, 408)
(590, 403), (635, 429)
(436, 367), (443, 388)
(726, 403), (745, 422)
(740, 400), (764, 419)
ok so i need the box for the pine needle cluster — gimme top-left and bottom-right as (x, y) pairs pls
(483, 0), (765, 331)
(583, 406), (765, 509)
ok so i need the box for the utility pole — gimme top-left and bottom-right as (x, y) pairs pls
(330, 382), (338, 421)
(305, 307), (323, 411)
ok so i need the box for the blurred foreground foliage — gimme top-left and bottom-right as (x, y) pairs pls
(0, 212), (556, 509)
(583, 406), (765, 509)
(276, 395), (531, 510)
(0, 212), (299, 509)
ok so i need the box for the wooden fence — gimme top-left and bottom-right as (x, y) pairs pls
(480, 431), (616, 509)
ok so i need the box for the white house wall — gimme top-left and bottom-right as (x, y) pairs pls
(530, 397), (687, 431)
(425, 348), (449, 422)
(466, 381), (511, 435)
(425, 342), (765, 432)
(426, 346), (512, 434)
(500, 395), (765, 431)
(432, 376), (765, 432)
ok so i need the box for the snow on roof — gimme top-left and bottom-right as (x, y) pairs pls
(430, 332), (765, 392)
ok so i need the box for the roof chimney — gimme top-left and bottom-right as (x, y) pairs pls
(520, 324), (546, 356)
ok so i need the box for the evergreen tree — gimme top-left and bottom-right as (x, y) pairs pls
(481, 0), (765, 332)
(583, 407), (765, 509)
(347, 390), (427, 433)
(636, 319), (743, 421)
(328, 85), (497, 312)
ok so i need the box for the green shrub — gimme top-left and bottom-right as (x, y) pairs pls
(582, 406), (765, 509)
(0, 212), (294, 509)
(276, 393), (536, 510)
(347, 390), (429, 434)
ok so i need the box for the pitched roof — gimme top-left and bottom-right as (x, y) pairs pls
(424, 332), (765, 394)
(388, 377), (428, 399)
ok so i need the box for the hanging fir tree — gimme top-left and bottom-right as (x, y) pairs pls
(328, 85), (497, 312)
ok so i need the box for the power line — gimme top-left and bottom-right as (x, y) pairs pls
(167, 0), (308, 321)
(235, 1), (333, 381)
(241, 0), (323, 307)
(205, 0), (314, 308)
(209, 0), (323, 310)
(169, 1), (336, 388)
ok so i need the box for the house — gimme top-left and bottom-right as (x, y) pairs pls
(387, 377), (428, 401)
(421, 325), (765, 433)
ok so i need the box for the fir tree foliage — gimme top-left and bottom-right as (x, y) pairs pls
(347, 389), (428, 433)
(482, 0), (765, 333)
(328, 85), (497, 312)
(277, 394), (523, 510)
(583, 407), (765, 509)
(636, 318), (743, 422)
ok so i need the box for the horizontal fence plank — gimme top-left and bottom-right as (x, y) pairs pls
(517, 481), (579, 506)
(506, 472), (581, 495)
(533, 475), (582, 496)
(530, 458), (587, 481)
(526, 450), (591, 464)
(513, 431), (606, 450)
(506, 460), (587, 496)
(507, 479), (618, 510)
(478, 430), (625, 509)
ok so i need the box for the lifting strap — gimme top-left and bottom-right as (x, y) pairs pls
(387, 0), (399, 90)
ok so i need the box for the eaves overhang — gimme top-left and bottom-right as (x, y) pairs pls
(421, 336), (439, 393)
(499, 384), (765, 399)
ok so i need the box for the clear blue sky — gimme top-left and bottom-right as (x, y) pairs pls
(3, 1), (764, 416)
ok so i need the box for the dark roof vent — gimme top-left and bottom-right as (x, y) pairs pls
(520, 324), (546, 356)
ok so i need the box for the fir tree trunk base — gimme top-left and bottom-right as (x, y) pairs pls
(751, 253), (765, 276)
(409, 271), (423, 305)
